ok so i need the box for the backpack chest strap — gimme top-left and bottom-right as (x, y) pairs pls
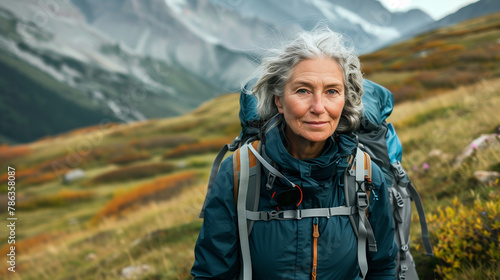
(246, 206), (357, 221)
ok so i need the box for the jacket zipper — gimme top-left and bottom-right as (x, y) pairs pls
(312, 217), (319, 280)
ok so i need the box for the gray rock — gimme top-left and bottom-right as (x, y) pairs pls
(121, 264), (153, 279)
(474, 171), (500, 184)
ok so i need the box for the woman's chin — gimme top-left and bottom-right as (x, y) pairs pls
(301, 132), (331, 143)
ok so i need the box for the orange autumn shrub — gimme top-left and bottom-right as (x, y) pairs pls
(0, 144), (32, 164)
(163, 138), (232, 159)
(22, 172), (58, 185)
(0, 166), (43, 185)
(91, 171), (197, 224)
(18, 189), (96, 209)
(0, 233), (54, 256)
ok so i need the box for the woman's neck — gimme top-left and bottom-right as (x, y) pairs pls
(283, 126), (327, 160)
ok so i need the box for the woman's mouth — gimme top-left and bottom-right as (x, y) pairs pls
(305, 121), (328, 128)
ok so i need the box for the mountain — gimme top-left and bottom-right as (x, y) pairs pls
(0, 1), (220, 144)
(400, 0), (500, 42)
(69, 0), (435, 91)
(69, 0), (264, 93)
(2, 0), (491, 145)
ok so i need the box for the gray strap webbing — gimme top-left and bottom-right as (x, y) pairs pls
(355, 148), (365, 182)
(237, 144), (252, 280)
(354, 148), (376, 279)
(364, 216), (377, 252)
(199, 138), (240, 218)
(398, 251), (419, 280)
(247, 142), (262, 235)
(345, 171), (359, 238)
(246, 206), (356, 221)
(357, 207), (369, 279)
(248, 143), (296, 188)
(407, 180), (434, 256)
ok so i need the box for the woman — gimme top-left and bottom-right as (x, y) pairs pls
(192, 28), (398, 279)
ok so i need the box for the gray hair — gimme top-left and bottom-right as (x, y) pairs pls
(252, 27), (364, 133)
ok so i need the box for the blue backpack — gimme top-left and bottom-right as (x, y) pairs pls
(200, 79), (433, 280)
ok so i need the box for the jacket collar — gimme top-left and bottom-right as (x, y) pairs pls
(263, 117), (357, 180)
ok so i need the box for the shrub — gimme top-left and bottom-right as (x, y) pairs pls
(163, 138), (232, 159)
(129, 135), (196, 150)
(18, 189), (96, 210)
(0, 144), (31, 164)
(166, 121), (200, 133)
(427, 192), (500, 279)
(107, 151), (151, 165)
(459, 47), (498, 62)
(91, 171), (198, 223)
(0, 166), (53, 186)
(389, 60), (405, 71)
(438, 44), (466, 53)
(22, 172), (58, 185)
(416, 40), (447, 51)
(0, 233), (53, 256)
(391, 84), (421, 103)
(413, 69), (481, 89)
(89, 162), (177, 184)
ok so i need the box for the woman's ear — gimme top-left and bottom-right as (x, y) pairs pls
(275, 95), (284, 114)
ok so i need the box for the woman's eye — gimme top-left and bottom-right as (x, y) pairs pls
(327, 89), (339, 95)
(297, 89), (308, 94)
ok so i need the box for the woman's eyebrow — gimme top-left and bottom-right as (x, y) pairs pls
(290, 79), (344, 88)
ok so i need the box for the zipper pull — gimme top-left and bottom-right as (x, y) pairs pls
(313, 217), (319, 238)
(312, 217), (319, 280)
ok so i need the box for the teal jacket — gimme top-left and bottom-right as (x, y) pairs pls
(192, 124), (398, 279)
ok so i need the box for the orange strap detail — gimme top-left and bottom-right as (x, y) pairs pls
(312, 220), (319, 280)
(363, 151), (372, 217)
(233, 141), (260, 204)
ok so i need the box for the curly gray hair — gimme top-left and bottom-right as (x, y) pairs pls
(252, 27), (364, 133)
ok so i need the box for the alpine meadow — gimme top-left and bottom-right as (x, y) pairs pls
(1, 11), (500, 280)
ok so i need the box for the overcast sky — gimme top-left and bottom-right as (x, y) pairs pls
(380, 0), (480, 20)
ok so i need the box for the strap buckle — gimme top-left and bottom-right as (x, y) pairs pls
(262, 210), (279, 221)
(391, 161), (407, 183)
(228, 137), (240, 151)
(293, 210), (302, 220)
(395, 191), (404, 208)
(399, 265), (408, 280)
(356, 192), (368, 210)
(266, 173), (276, 191)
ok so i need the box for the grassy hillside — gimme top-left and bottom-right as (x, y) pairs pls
(0, 12), (499, 280)
(0, 92), (240, 279)
(361, 11), (500, 103)
(0, 78), (498, 279)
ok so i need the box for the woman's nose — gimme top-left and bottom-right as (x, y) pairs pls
(310, 93), (326, 114)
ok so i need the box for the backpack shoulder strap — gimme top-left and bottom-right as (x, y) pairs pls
(235, 141), (261, 280)
(199, 137), (240, 218)
(345, 147), (377, 280)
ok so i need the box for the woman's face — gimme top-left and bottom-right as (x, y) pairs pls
(275, 57), (345, 144)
